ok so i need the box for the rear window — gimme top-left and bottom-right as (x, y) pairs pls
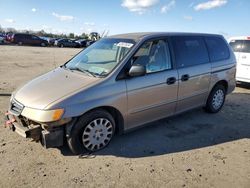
(242, 40), (250, 53)
(172, 36), (209, 68)
(205, 37), (230, 62)
(229, 40), (243, 52)
(229, 40), (250, 53)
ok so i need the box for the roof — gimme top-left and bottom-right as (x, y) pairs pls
(228, 36), (250, 41)
(109, 32), (223, 41)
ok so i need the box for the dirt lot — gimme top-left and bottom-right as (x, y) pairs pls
(0, 45), (249, 188)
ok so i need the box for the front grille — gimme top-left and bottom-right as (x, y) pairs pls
(9, 99), (24, 116)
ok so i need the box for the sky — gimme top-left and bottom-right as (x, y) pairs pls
(0, 0), (249, 38)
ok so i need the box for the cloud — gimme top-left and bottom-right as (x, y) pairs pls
(183, 15), (193, 21)
(4, 19), (15, 23)
(121, 0), (159, 14)
(31, 8), (37, 12)
(84, 22), (95, 26)
(161, 0), (176, 13)
(194, 0), (227, 11)
(52, 12), (75, 22)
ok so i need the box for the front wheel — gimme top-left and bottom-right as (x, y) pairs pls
(205, 85), (226, 113)
(67, 110), (115, 154)
(41, 42), (46, 47)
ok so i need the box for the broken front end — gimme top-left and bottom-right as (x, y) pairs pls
(5, 98), (71, 148)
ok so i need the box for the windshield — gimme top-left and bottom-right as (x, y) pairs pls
(65, 38), (135, 77)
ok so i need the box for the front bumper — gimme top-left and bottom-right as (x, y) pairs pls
(4, 112), (65, 148)
(5, 112), (41, 140)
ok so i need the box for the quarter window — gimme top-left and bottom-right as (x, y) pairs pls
(172, 36), (209, 68)
(205, 37), (230, 62)
(132, 39), (172, 73)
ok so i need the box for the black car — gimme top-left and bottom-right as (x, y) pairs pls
(75, 39), (89, 47)
(55, 38), (80, 48)
(12, 33), (48, 46)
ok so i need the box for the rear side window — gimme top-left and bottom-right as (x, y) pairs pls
(205, 37), (230, 62)
(229, 40), (243, 52)
(172, 36), (209, 68)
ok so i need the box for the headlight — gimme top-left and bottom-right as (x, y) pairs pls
(21, 107), (64, 122)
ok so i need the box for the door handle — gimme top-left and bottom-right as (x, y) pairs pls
(181, 74), (190, 81)
(166, 77), (176, 85)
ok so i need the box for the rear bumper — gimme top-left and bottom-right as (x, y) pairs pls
(236, 77), (250, 83)
(4, 112), (64, 148)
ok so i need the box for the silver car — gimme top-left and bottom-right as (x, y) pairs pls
(5, 32), (236, 154)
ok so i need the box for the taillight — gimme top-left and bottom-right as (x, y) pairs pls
(247, 37), (250, 40)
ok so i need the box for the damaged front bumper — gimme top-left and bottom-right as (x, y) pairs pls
(4, 111), (69, 148)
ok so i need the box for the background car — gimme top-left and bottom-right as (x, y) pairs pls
(12, 33), (48, 46)
(48, 38), (61, 46)
(229, 36), (250, 83)
(54, 38), (80, 48)
(5, 33), (14, 42)
(87, 40), (96, 46)
(0, 36), (5, 44)
(75, 39), (92, 47)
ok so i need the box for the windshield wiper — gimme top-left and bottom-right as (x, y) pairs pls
(81, 69), (98, 77)
(69, 67), (97, 77)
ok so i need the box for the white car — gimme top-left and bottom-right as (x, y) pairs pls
(229, 36), (250, 83)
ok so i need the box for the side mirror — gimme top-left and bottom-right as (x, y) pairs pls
(128, 64), (146, 77)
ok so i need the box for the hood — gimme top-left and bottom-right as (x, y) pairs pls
(14, 67), (100, 109)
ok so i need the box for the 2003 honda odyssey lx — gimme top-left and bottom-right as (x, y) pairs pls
(5, 32), (236, 154)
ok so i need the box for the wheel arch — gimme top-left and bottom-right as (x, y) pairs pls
(91, 106), (125, 135)
(212, 80), (228, 93)
(67, 106), (125, 137)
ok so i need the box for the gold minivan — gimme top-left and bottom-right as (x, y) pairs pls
(5, 32), (236, 154)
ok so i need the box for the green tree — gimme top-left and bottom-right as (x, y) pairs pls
(68, 33), (75, 38)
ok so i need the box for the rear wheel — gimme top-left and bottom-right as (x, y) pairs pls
(67, 110), (115, 154)
(205, 85), (226, 113)
(18, 42), (22, 45)
(60, 44), (64, 48)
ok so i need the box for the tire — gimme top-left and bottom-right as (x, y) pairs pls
(41, 42), (46, 47)
(18, 42), (22, 45)
(67, 109), (115, 154)
(60, 44), (64, 48)
(205, 84), (226, 113)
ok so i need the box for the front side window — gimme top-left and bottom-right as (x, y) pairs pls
(132, 39), (172, 73)
(32, 35), (38, 40)
(65, 38), (135, 77)
(172, 36), (209, 68)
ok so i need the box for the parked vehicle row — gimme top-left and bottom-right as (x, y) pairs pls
(1, 33), (96, 48)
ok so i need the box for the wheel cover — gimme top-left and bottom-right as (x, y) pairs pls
(82, 118), (113, 151)
(212, 89), (224, 110)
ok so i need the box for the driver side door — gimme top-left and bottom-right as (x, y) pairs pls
(125, 39), (178, 129)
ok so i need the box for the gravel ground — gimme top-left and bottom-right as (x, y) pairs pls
(0, 45), (249, 188)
